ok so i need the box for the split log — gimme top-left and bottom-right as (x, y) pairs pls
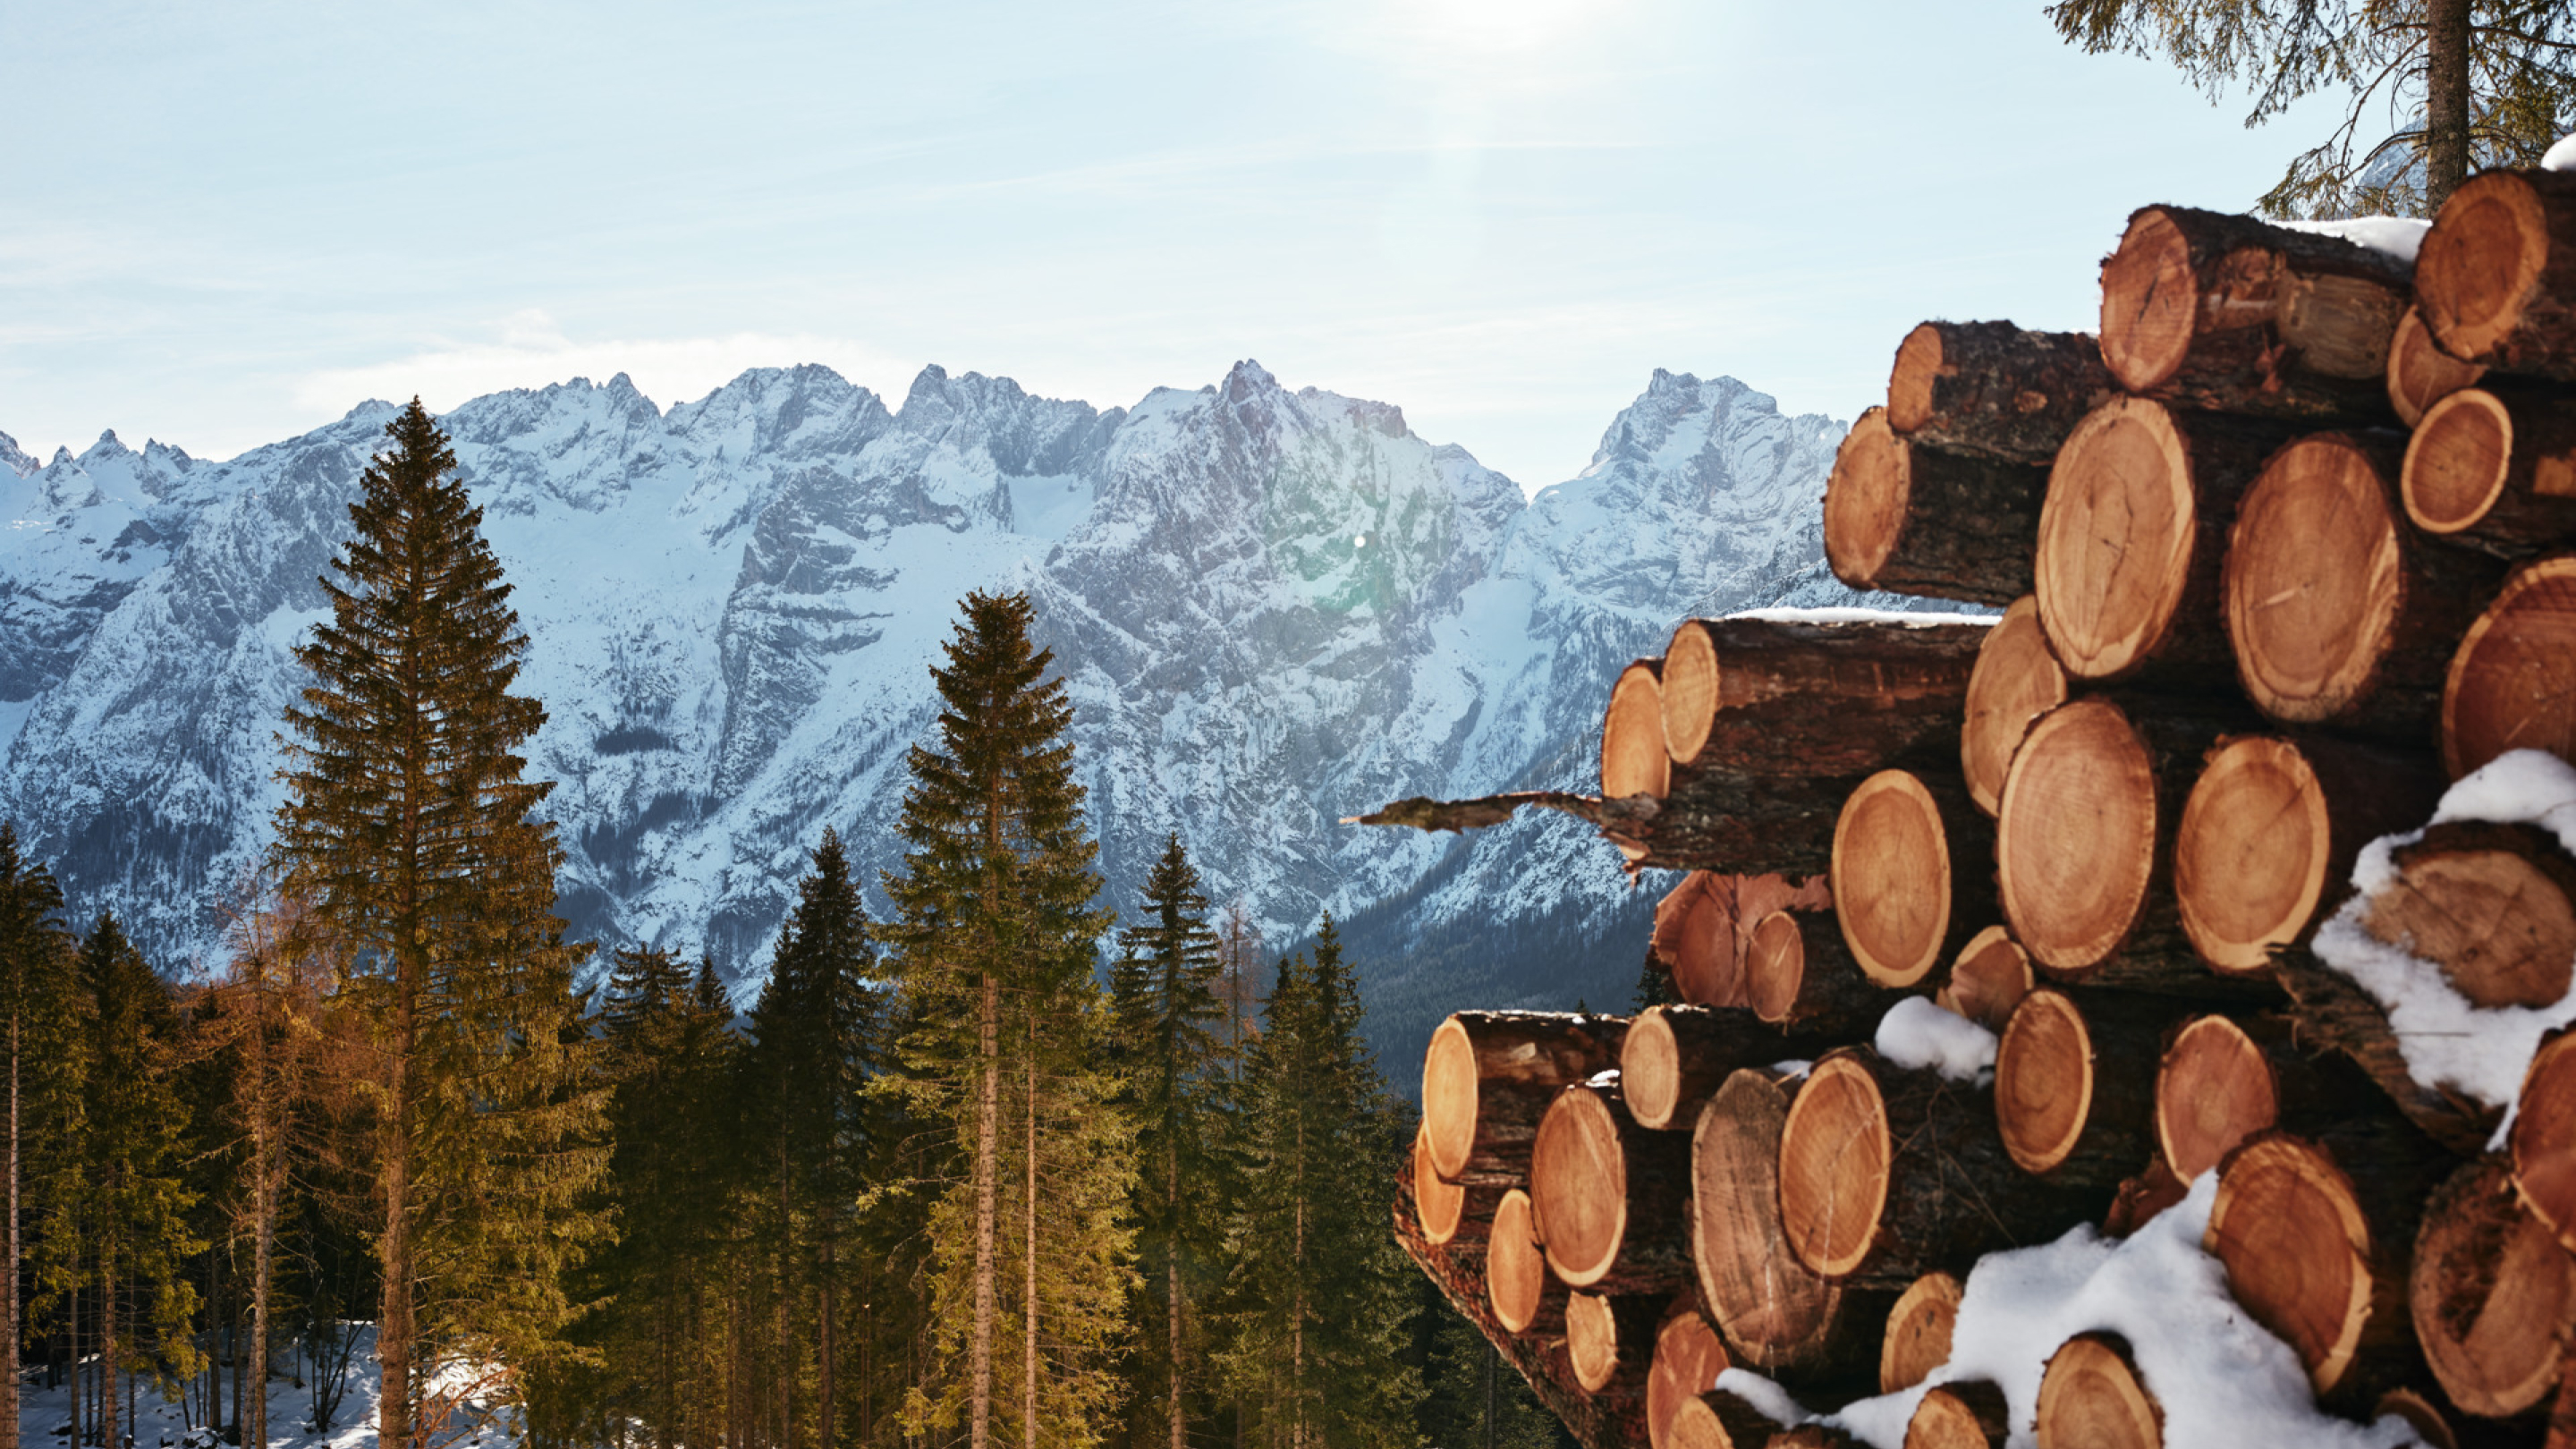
(2444, 553), (2576, 777)
(2098, 203), (2410, 420)
(2416, 168), (2576, 378)
(2152, 1013), (2373, 1182)
(1534, 1080), (1694, 1294)
(1776, 1048), (2111, 1290)
(1424, 1012), (1629, 1185)
(1487, 1187), (1567, 1335)
(1648, 1304), (1733, 1449)
(1416, 1125), (1504, 1246)
(1885, 320), (2116, 464)
(2034, 1333), (2162, 1449)
(1936, 926), (2033, 1030)
(2514, 1030), (2576, 1252)
(1658, 616), (1988, 775)
(2402, 386), (2576, 557)
(1747, 909), (1887, 1034)
(1879, 1271), (1963, 1394)
(1959, 597), (2067, 818)
(2275, 952), (2504, 1156)
(1690, 1068), (1865, 1380)
(1621, 1004), (1834, 1132)
(1996, 697), (2278, 995)
(2174, 734), (2446, 975)
(1666, 1392), (1786, 1449)
(1569, 1292), (1667, 1398)
(2207, 1123), (2451, 1410)
(2360, 821), (2576, 1010)
(1905, 1381), (2009, 1449)
(1606, 660), (1670, 801)
(2389, 304), (2489, 427)
(1993, 987), (2180, 1189)
(2036, 395), (2301, 683)
(1824, 407), (2046, 605)
(1833, 769), (1997, 989)
(1653, 873), (1835, 1009)
(2411, 1157), (2576, 1419)
(2224, 430), (2506, 739)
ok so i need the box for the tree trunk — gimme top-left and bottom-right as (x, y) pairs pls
(1905, 1380), (2008, 1449)
(2419, 169), (2576, 377)
(2033, 1335), (2160, 1449)
(972, 970), (997, 1449)
(1878, 1272), (1962, 1394)
(1992, 988), (2182, 1189)
(1658, 616), (1987, 775)
(1831, 768), (1996, 990)
(1421, 1012), (1627, 1185)
(2411, 1157), (2576, 1419)
(1884, 320), (2114, 465)
(1687, 1069), (1873, 1386)
(2424, 0), (2471, 209)
(819, 1234), (836, 1449)
(2386, 305), (2487, 426)
(2358, 819), (2576, 1009)
(1824, 408), (2047, 605)
(1959, 597), (2067, 818)
(2037, 396), (2301, 684)
(1530, 1082), (1692, 1295)
(4, 1013), (18, 1449)
(380, 953), (416, 1449)
(99, 1243), (116, 1449)
(2443, 554), (2576, 777)
(1024, 1043), (1037, 1449)
(1618, 1005), (1836, 1133)
(2224, 429), (2506, 738)
(2402, 385), (2576, 557)
(2098, 204), (2411, 420)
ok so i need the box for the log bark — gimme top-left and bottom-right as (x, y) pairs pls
(2099, 203), (2411, 421)
(2034, 1334), (2162, 1449)
(2402, 386), (2576, 557)
(2174, 734), (2447, 975)
(1935, 926), (2033, 1031)
(2036, 395), (2301, 684)
(2411, 1157), (2576, 1418)
(1959, 597), (2067, 818)
(1659, 616), (1988, 775)
(2360, 820), (2576, 1010)
(1606, 659), (1670, 801)
(1690, 1069), (1867, 1382)
(1878, 1272), (1962, 1394)
(1424, 1012), (1630, 1185)
(2206, 1121), (2451, 1411)
(2445, 553), (2576, 777)
(2417, 169), (2576, 379)
(2514, 1028), (2576, 1253)
(1824, 407), (2047, 606)
(2224, 429), (2507, 740)
(1647, 1303), (1733, 1449)
(1885, 320), (2115, 465)
(1776, 1047), (2113, 1291)
(1993, 987), (2183, 1189)
(1487, 1187), (1568, 1335)
(1832, 768), (1999, 990)
(1568, 1292), (1667, 1398)
(1745, 910), (1889, 1035)
(1666, 1392), (1786, 1449)
(2152, 1012), (2377, 1183)
(1415, 1125), (1505, 1247)
(1653, 873), (1835, 1011)
(2389, 303), (2488, 427)
(1904, 1381), (2009, 1449)
(1621, 1004), (1835, 1132)
(1534, 1080), (1695, 1294)
(2275, 951), (2503, 1156)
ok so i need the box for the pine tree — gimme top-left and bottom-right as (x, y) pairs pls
(272, 397), (607, 1449)
(1221, 919), (1419, 1449)
(882, 591), (1132, 1449)
(0, 826), (77, 1449)
(1109, 836), (1225, 1449)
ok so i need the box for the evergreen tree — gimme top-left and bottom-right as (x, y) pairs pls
(0, 826), (77, 1449)
(1629, 947), (1677, 1013)
(1221, 919), (1419, 1449)
(1108, 837), (1225, 1449)
(882, 591), (1132, 1449)
(272, 397), (607, 1449)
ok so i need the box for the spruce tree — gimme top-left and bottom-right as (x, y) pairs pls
(1109, 836), (1225, 1449)
(0, 826), (76, 1449)
(882, 591), (1132, 1449)
(272, 398), (607, 1449)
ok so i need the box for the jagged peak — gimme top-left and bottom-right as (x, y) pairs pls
(84, 428), (132, 461)
(1222, 358), (1277, 401)
(0, 428), (36, 478)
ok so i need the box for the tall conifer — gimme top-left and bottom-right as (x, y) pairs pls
(272, 398), (606, 1449)
(0, 826), (76, 1449)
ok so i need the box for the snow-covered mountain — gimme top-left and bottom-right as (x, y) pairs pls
(0, 360), (1892, 1067)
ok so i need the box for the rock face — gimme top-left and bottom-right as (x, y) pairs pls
(0, 360), (1909, 1069)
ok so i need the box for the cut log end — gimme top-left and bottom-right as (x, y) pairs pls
(1488, 1188), (1551, 1334)
(2036, 396), (2198, 682)
(1880, 1271), (1964, 1394)
(2035, 1334), (2163, 1449)
(1535, 1088), (1629, 1289)
(1647, 1310), (1732, 1449)
(2389, 304), (2487, 427)
(2364, 824), (2576, 1009)
(2371, 1390), (2457, 1449)
(2411, 1157), (2576, 1418)
(2205, 1134), (2373, 1395)
(1415, 1127), (1469, 1245)
(1778, 1054), (1892, 1278)
(1605, 661), (1671, 801)
(1422, 1018), (1479, 1181)
(2446, 555), (2576, 777)
(1566, 1292), (1622, 1394)
(2406, 388), (2517, 538)
(1997, 699), (2157, 973)
(2512, 1030), (2576, 1253)
(1938, 925), (2033, 1031)
(2223, 434), (2409, 725)
(1663, 621), (1720, 767)
(2419, 172), (2551, 364)
(1961, 597), (2067, 817)
(1833, 769), (1955, 987)
(1995, 989), (2097, 1176)
(2099, 208), (2198, 394)
(1692, 1069), (1843, 1368)
(2174, 736), (2331, 973)
(1905, 1382), (2009, 1449)
(1668, 1392), (1783, 1449)
(1886, 324), (1945, 435)
(2154, 1016), (2279, 1182)
(1623, 1005), (1686, 1131)
(1825, 408), (1912, 591)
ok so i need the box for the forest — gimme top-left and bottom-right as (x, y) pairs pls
(0, 400), (1561, 1449)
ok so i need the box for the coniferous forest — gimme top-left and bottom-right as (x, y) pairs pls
(0, 403), (1565, 1449)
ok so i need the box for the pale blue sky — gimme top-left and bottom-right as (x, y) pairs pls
(1, 0), (2351, 491)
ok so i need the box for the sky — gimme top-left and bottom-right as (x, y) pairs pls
(1, 0), (2360, 494)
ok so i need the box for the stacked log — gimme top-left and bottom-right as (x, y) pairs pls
(1376, 166), (2576, 1449)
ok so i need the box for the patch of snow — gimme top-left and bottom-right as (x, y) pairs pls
(2278, 216), (2430, 266)
(1725, 606), (1996, 628)
(1873, 996), (1996, 1082)
(1710, 1369), (1809, 1428)
(2546, 132), (2576, 171)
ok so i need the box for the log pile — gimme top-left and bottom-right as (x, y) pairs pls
(1373, 168), (2576, 1449)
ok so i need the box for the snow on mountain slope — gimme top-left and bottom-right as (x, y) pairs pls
(0, 360), (1895, 1065)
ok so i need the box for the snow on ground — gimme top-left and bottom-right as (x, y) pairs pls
(2311, 748), (2576, 1138)
(24, 1328), (521, 1449)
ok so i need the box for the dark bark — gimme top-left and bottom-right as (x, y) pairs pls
(1885, 321), (2116, 465)
(2275, 951), (2501, 1157)
(1825, 410), (2047, 606)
